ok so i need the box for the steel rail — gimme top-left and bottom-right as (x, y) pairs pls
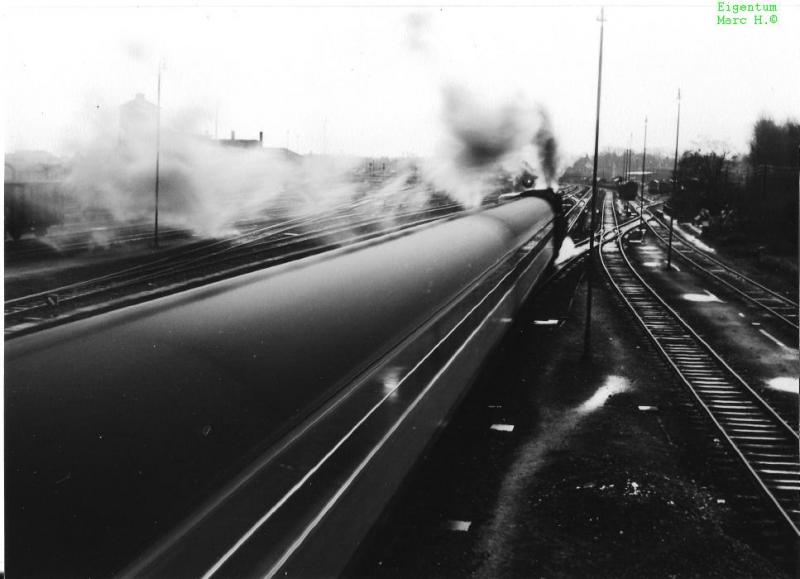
(5, 203), (461, 312)
(5, 212), (332, 306)
(598, 193), (800, 537)
(644, 210), (798, 330)
(5, 204), (465, 337)
(5, 193), (450, 308)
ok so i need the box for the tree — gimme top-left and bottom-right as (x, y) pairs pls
(748, 118), (800, 168)
(673, 150), (732, 215)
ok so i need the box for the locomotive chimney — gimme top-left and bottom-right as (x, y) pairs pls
(259, 131), (263, 144)
(231, 130), (235, 140)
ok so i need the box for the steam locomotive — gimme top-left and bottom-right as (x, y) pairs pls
(6, 192), (565, 578)
(4, 181), (68, 241)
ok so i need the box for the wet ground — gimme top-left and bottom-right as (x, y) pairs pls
(346, 252), (793, 578)
(626, 231), (798, 421)
(661, 217), (798, 301)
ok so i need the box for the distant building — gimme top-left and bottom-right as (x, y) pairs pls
(218, 131), (302, 162)
(218, 130), (262, 149)
(119, 93), (158, 149)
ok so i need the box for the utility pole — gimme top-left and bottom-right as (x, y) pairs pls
(639, 116), (648, 227)
(622, 148), (627, 181)
(667, 89), (681, 270)
(584, 6), (605, 355)
(623, 149), (627, 180)
(622, 148), (629, 213)
(154, 60), (164, 249)
(626, 148), (631, 180)
(627, 148), (631, 179)
(627, 148), (632, 180)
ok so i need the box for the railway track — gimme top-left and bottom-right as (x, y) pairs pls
(4, 223), (195, 262)
(598, 192), (800, 538)
(643, 210), (799, 331)
(5, 201), (464, 337)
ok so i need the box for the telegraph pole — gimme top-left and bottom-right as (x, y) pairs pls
(626, 148), (631, 180)
(622, 148), (628, 180)
(584, 6), (605, 355)
(628, 132), (634, 180)
(667, 89), (681, 269)
(625, 134), (633, 214)
(639, 116), (648, 226)
(154, 61), (163, 249)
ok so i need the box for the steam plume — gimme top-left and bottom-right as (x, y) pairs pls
(421, 85), (561, 206)
(533, 108), (559, 188)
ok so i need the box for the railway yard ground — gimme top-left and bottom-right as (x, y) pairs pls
(347, 195), (798, 578)
(655, 218), (797, 302)
(348, 236), (795, 578)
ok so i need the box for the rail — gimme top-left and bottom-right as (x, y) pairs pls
(598, 192), (800, 537)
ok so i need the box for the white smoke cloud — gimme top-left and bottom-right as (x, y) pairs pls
(61, 108), (444, 242)
(418, 84), (561, 207)
(56, 15), (563, 237)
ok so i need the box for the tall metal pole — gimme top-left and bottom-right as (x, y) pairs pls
(624, 148), (628, 180)
(639, 116), (647, 226)
(584, 6), (605, 355)
(623, 148), (627, 181)
(627, 148), (631, 179)
(154, 64), (162, 249)
(667, 89), (681, 269)
(626, 148), (630, 180)
(624, 148), (630, 212)
(628, 148), (632, 180)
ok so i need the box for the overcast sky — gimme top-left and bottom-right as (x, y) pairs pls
(3, 1), (799, 161)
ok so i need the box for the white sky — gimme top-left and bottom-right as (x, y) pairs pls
(3, 0), (799, 160)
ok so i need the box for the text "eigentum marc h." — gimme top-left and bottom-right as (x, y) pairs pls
(717, 2), (779, 25)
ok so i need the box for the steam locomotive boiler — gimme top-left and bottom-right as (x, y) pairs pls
(5, 194), (564, 578)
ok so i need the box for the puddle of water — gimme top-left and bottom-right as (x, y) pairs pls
(577, 375), (630, 414)
(533, 319), (560, 326)
(490, 424), (514, 432)
(446, 520), (472, 532)
(767, 377), (799, 394)
(642, 261), (661, 268)
(681, 290), (722, 303)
